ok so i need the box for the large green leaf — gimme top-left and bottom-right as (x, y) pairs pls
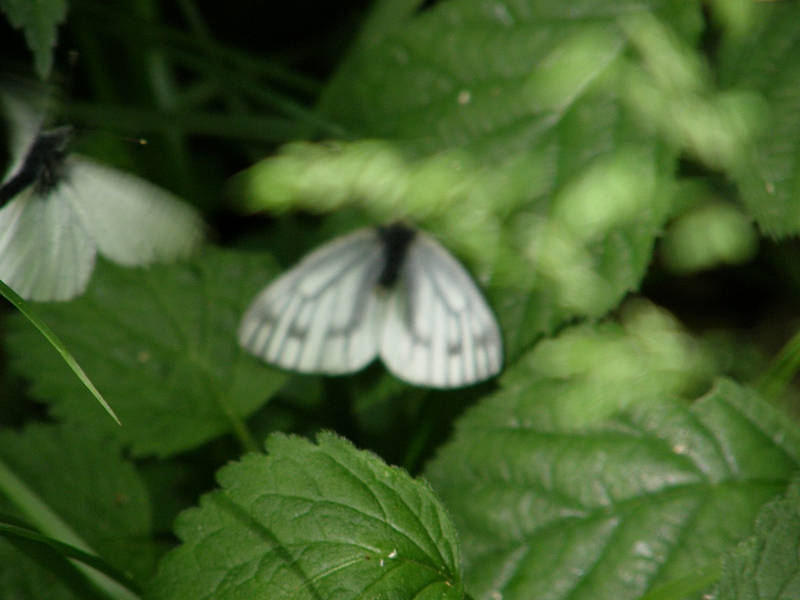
(6, 248), (287, 458)
(0, 423), (151, 596)
(425, 316), (800, 599)
(713, 474), (800, 600)
(148, 432), (464, 600)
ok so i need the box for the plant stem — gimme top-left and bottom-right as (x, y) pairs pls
(756, 324), (800, 401)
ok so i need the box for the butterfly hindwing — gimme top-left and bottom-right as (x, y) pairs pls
(380, 231), (503, 387)
(238, 227), (387, 374)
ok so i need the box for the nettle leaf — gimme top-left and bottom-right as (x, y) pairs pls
(148, 432), (464, 600)
(426, 326), (800, 599)
(245, 2), (724, 359)
(6, 248), (288, 458)
(713, 475), (800, 600)
(719, 3), (800, 237)
(0, 0), (67, 79)
(0, 423), (151, 592)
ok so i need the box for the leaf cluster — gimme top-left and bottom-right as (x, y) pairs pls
(1, 1), (800, 599)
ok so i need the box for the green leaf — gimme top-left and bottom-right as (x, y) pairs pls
(501, 300), (718, 425)
(0, 0), (67, 79)
(425, 322), (800, 600)
(0, 537), (85, 600)
(6, 248), (288, 458)
(0, 423), (151, 595)
(719, 3), (800, 237)
(147, 432), (464, 600)
(713, 474), (800, 600)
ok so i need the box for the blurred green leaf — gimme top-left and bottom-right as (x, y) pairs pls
(148, 432), (464, 600)
(0, 423), (151, 593)
(6, 248), (288, 457)
(661, 202), (759, 274)
(719, 3), (800, 237)
(0, 537), (88, 600)
(502, 300), (718, 425)
(426, 354), (800, 599)
(713, 474), (800, 600)
(0, 0), (67, 78)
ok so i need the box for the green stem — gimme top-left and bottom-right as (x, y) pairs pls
(756, 325), (800, 401)
(65, 102), (301, 141)
(208, 379), (261, 454)
(72, 0), (320, 94)
(210, 379), (260, 454)
(164, 48), (348, 138)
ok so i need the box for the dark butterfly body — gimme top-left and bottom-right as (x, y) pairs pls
(0, 126), (71, 204)
(376, 222), (417, 289)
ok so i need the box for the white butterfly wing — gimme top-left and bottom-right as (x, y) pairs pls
(239, 227), (386, 374)
(64, 158), (204, 266)
(0, 189), (96, 301)
(380, 231), (503, 388)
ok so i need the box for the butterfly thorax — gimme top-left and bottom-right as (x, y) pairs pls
(0, 126), (72, 205)
(376, 223), (417, 289)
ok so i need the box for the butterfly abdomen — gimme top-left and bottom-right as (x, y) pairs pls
(376, 223), (416, 289)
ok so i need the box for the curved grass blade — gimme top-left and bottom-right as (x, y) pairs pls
(0, 519), (143, 595)
(0, 279), (120, 425)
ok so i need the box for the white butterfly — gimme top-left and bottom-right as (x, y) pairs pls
(0, 92), (204, 301)
(238, 223), (503, 388)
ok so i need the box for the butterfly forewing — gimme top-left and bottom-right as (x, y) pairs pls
(380, 231), (502, 387)
(65, 159), (204, 266)
(239, 228), (387, 374)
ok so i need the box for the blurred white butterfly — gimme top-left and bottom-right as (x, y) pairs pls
(238, 223), (503, 388)
(0, 89), (204, 301)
